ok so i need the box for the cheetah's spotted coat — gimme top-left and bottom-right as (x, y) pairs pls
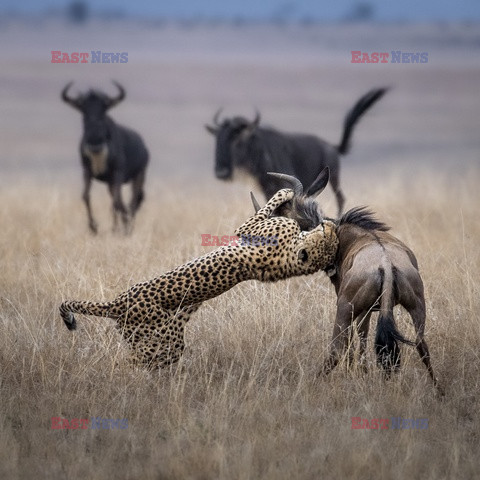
(60, 189), (338, 369)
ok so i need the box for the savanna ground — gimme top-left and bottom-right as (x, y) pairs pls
(0, 19), (479, 479)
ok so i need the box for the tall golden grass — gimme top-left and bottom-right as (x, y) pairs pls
(0, 166), (479, 479)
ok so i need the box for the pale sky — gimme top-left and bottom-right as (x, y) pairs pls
(1, 0), (479, 22)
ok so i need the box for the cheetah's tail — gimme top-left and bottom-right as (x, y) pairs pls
(59, 300), (114, 331)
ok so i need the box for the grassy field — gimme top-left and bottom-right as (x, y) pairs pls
(1, 17), (480, 480)
(0, 165), (479, 479)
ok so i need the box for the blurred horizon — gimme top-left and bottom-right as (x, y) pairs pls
(1, 0), (480, 23)
(1, 0), (479, 186)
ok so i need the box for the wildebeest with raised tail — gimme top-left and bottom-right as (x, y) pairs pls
(255, 172), (439, 390)
(62, 81), (149, 234)
(206, 88), (388, 216)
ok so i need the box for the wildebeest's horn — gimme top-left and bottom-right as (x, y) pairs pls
(107, 81), (126, 108)
(61, 81), (82, 110)
(305, 167), (330, 198)
(205, 124), (218, 135)
(267, 172), (303, 195)
(252, 110), (261, 127)
(213, 108), (223, 126)
(250, 192), (261, 213)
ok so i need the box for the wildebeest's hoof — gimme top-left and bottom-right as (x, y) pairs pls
(433, 381), (445, 398)
(89, 222), (98, 235)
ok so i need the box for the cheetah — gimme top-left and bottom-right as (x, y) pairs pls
(59, 188), (338, 369)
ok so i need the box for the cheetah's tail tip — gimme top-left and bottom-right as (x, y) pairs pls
(63, 311), (77, 331)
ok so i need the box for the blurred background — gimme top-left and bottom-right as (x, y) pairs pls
(3, 0), (480, 22)
(1, 5), (479, 478)
(0, 0), (479, 214)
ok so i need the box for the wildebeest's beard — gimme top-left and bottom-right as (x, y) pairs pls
(214, 125), (236, 179)
(80, 93), (112, 153)
(83, 117), (109, 153)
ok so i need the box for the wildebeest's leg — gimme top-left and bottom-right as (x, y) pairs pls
(129, 169), (146, 218)
(346, 324), (356, 369)
(108, 183), (119, 231)
(82, 170), (98, 234)
(328, 164), (345, 216)
(407, 298), (438, 387)
(322, 298), (353, 375)
(108, 178), (130, 233)
(356, 311), (372, 372)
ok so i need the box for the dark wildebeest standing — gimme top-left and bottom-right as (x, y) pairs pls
(62, 81), (149, 234)
(254, 172), (438, 388)
(206, 88), (388, 216)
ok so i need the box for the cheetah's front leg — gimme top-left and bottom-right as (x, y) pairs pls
(235, 188), (295, 236)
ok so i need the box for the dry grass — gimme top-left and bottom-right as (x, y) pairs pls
(0, 165), (479, 480)
(0, 15), (479, 480)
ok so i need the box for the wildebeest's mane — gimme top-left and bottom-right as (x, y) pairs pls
(339, 206), (390, 231)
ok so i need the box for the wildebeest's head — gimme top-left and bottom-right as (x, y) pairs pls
(250, 168), (331, 232)
(205, 110), (261, 180)
(62, 81), (125, 153)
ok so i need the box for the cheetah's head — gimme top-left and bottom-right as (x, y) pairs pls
(250, 216), (338, 282)
(294, 220), (338, 275)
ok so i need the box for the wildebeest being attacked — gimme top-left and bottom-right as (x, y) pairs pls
(261, 172), (439, 389)
(62, 81), (149, 234)
(206, 87), (388, 216)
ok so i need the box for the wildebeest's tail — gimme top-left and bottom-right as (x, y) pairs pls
(374, 263), (414, 373)
(59, 300), (117, 331)
(337, 87), (388, 155)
